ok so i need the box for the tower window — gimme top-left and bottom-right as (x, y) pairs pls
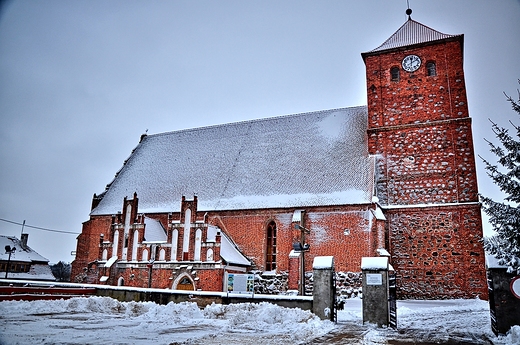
(390, 67), (400, 82)
(426, 62), (437, 76)
(266, 221), (277, 271)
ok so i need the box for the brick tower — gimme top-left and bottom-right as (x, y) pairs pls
(361, 13), (487, 298)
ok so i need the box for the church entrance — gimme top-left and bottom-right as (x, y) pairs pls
(175, 276), (195, 291)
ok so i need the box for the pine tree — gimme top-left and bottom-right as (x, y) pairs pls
(481, 81), (520, 274)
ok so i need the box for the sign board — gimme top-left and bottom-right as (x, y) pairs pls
(366, 273), (383, 286)
(511, 276), (520, 299)
(226, 273), (254, 295)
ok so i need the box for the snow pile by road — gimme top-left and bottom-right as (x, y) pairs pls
(0, 296), (334, 345)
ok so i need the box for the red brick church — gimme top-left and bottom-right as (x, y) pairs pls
(72, 12), (488, 299)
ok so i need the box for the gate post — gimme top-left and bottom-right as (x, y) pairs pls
(486, 255), (520, 335)
(312, 256), (335, 321)
(361, 256), (389, 327)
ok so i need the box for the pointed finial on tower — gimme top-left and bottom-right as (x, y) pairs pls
(406, 0), (412, 19)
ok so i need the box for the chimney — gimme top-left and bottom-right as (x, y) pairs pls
(21, 233), (29, 249)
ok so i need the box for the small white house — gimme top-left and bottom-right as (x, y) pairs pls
(0, 234), (55, 281)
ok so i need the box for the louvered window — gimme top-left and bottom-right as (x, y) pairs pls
(391, 67), (400, 82)
(427, 62), (437, 76)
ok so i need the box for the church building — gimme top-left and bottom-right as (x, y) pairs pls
(71, 12), (488, 299)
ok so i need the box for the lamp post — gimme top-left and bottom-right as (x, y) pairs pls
(4, 245), (16, 279)
(294, 224), (310, 296)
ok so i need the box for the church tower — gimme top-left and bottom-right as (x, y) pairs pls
(361, 11), (487, 298)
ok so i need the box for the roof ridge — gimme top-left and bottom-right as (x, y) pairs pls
(146, 105), (367, 138)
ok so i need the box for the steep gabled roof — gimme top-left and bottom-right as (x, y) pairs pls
(0, 235), (55, 280)
(0, 235), (49, 263)
(91, 106), (374, 215)
(363, 18), (462, 56)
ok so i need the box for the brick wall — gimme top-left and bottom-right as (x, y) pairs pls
(387, 204), (487, 299)
(206, 205), (380, 273)
(365, 39), (467, 129)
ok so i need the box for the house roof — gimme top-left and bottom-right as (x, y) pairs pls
(0, 235), (49, 263)
(0, 235), (55, 280)
(363, 18), (462, 56)
(91, 106), (374, 215)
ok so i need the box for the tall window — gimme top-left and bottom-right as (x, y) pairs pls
(390, 67), (400, 82)
(194, 229), (202, 261)
(132, 231), (139, 261)
(266, 221), (277, 271)
(112, 230), (119, 258)
(426, 62), (437, 76)
(171, 229), (178, 261)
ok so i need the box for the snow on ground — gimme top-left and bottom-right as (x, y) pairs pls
(0, 296), (518, 345)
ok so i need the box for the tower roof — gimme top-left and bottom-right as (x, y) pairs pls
(363, 18), (462, 56)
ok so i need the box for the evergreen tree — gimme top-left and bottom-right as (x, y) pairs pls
(50, 261), (71, 282)
(481, 81), (520, 274)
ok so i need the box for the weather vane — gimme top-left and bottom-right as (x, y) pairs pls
(406, 0), (412, 19)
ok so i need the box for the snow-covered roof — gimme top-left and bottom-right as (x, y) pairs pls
(0, 235), (55, 280)
(363, 18), (462, 55)
(104, 256), (118, 268)
(207, 225), (251, 266)
(143, 217), (167, 242)
(0, 235), (49, 263)
(91, 106), (374, 215)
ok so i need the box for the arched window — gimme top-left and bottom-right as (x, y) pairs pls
(426, 62), (437, 76)
(194, 229), (202, 261)
(112, 230), (119, 258)
(266, 221), (277, 271)
(159, 248), (166, 261)
(131, 230), (139, 261)
(171, 229), (178, 261)
(183, 209), (191, 254)
(102, 248), (108, 261)
(390, 67), (400, 82)
(206, 248), (214, 262)
(142, 248), (149, 261)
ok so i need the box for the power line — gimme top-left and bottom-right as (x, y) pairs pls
(0, 218), (80, 235)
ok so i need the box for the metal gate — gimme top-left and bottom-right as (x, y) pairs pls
(487, 271), (498, 335)
(388, 272), (397, 329)
(332, 272), (338, 322)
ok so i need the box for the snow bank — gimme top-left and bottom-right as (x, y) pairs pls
(1, 296), (518, 344)
(0, 296), (334, 345)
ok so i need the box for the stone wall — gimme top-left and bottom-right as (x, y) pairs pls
(253, 270), (363, 300)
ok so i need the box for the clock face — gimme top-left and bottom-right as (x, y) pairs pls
(402, 54), (421, 72)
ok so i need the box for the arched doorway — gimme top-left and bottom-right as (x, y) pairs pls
(173, 274), (195, 291)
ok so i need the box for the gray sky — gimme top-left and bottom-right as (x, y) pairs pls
(1, 1), (519, 264)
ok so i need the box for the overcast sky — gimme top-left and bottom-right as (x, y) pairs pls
(1, 1), (519, 264)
